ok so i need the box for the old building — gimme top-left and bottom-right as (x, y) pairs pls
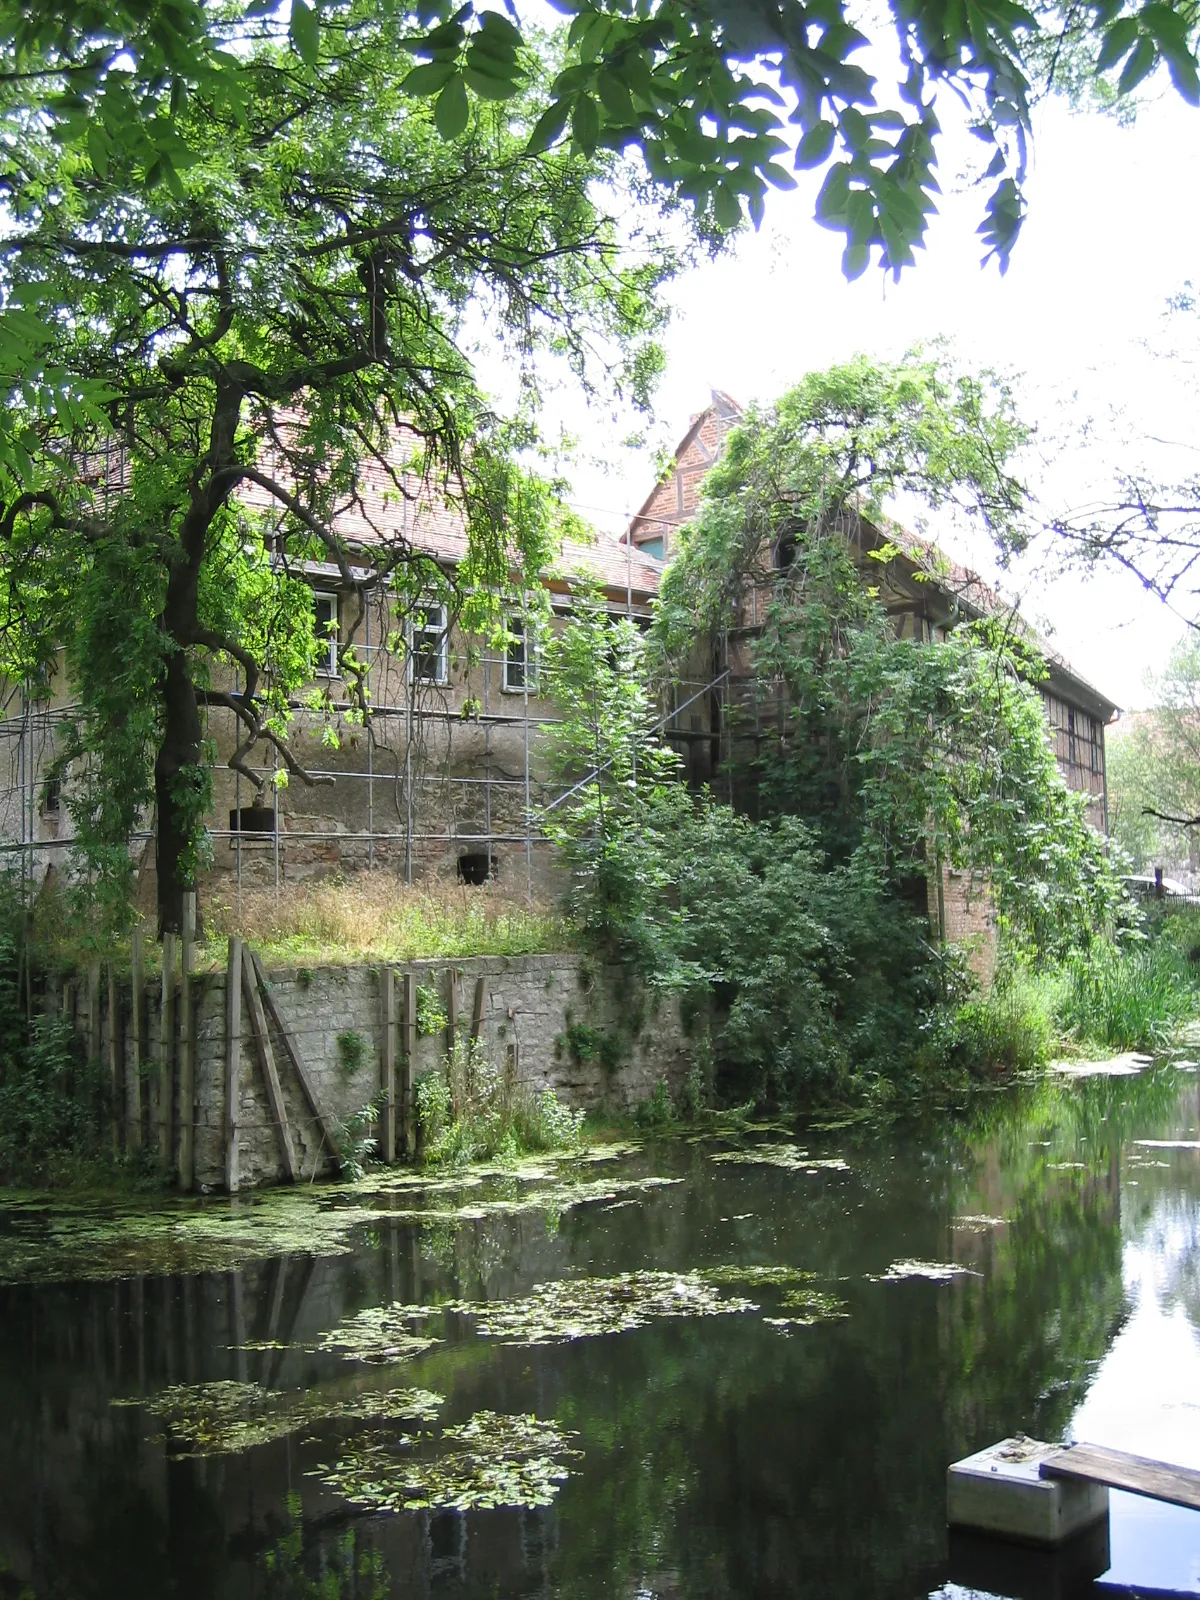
(2, 394), (1116, 946)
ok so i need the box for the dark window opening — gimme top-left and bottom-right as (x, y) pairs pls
(774, 531), (798, 570)
(457, 851), (496, 885)
(42, 778), (61, 815)
(410, 606), (448, 685)
(230, 805), (276, 834)
(504, 616), (537, 692)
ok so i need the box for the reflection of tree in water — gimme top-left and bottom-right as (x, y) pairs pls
(257, 1495), (385, 1600)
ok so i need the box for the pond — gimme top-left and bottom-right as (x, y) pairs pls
(1, 1064), (1199, 1599)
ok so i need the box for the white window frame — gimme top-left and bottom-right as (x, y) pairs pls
(313, 592), (339, 677)
(409, 603), (449, 687)
(503, 614), (539, 694)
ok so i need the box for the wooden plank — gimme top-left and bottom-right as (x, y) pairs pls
(248, 951), (341, 1173)
(1040, 1443), (1200, 1513)
(381, 967), (396, 1164)
(107, 964), (121, 1158)
(129, 929), (143, 1152)
(469, 975), (485, 1043)
(401, 971), (416, 1159)
(158, 932), (176, 1166)
(87, 961), (101, 1061)
(241, 954), (299, 1182)
(225, 937), (243, 1193)
(447, 967), (458, 1048)
(178, 892), (196, 1192)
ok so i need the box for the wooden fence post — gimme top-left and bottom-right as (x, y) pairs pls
(129, 928), (143, 1153)
(470, 975), (486, 1043)
(178, 892), (196, 1192)
(381, 967), (396, 1164)
(225, 937), (243, 1193)
(401, 971), (417, 1159)
(87, 961), (100, 1062)
(158, 932), (176, 1167)
(107, 964), (120, 1158)
(446, 967), (458, 1050)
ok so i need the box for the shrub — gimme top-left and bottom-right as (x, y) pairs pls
(952, 968), (1060, 1074)
(416, 1036), (584, 1167)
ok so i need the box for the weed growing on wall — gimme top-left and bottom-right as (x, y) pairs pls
(415, 984), (449, 1037)
(416, 1036), (584, 1167)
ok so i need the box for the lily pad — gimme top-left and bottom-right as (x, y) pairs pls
(709, 1144), (850, 1173)
(316, 1410), (581, 1512)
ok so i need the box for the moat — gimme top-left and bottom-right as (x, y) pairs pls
(2, 1065), (1199, 1599)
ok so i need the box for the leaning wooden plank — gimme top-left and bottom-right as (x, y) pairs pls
(1040, 1442), (1200, 1513)
(248, 951), (342, 1170)
(241, 954), (299, 1182)
(401, 971), (417, 1159)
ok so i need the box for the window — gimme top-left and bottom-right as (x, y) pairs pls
(638, 536), (665, 561)
(457, 850), (496, 885)
(41, 777), (61, 816)
(504, 616), (538, 693)
(229, 805), (276, 835)
(410, 604), (449, 686)
(314, 593), (339, 676)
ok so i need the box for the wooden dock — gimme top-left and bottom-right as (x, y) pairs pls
(1040, 1442), (1200, 1514)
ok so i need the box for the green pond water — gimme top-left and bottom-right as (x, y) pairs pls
(1, 1065), (1199, 1599)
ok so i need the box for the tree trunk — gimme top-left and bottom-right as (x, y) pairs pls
(155, 647), (203, 936)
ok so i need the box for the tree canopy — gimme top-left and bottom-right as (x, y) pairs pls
(0, 12), (674, 930)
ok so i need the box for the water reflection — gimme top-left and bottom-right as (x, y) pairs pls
(0, 1067), (1197, 1599)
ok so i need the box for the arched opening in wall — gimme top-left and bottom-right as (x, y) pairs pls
(773, 530), (797, 571)
(457, 851), (496, 886)
(229, 805), (276, 834)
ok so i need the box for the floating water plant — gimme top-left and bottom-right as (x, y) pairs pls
(316, 1411), (582, 1511)
(117, 1380), (444, 1456)
(698, 1265), (818, 1287)
(869, 1260), (983, 1283)
(469, 1272), (757, 1345)
(318, 1306), (444, 1365)
(709, 1144), (850, 1173)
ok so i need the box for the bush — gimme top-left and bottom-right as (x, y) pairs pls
(952, 968), (1061, 1074)
(415, 1036), (584, 1168)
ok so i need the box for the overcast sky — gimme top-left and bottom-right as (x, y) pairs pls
(555, 79), (1200, 714)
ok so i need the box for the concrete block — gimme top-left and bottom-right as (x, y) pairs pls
(947, 1437), (1109, 1546)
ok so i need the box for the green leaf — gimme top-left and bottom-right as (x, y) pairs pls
(572, 92), (600, 153)
(713, 183), (743, 230)
(401, 60), (458, 96)
(596, 67), (635, 121)
(289, 0), (319, 68)
(795, 121), (837, 168)
(434, 75), (470, 138)
(814, 162), (851, 225)
(1164, 48), (1200, 105)
(763, 161), (798, 190)
(1118, 33), (1158, 93)
(478, 10), (523, 47)
(1095, 16), (1138, 72)
(526, 97), (573, 154)
(464, 63), (518, 99)
(86, 124), (110, 179)
(842, 239), (870, 278)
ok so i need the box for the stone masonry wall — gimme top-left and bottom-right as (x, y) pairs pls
(82, 954), (691, 1191)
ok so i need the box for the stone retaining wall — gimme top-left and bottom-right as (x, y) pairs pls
(76, 953), (690, 1190)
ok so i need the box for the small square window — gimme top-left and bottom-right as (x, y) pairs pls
(410, 604), (449, 686)
(314, 593), (339, 676)
(42, 777), (61, 815)
(503, 616), (538, 693)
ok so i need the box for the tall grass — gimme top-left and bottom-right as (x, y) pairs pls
(1058, 940), (1197, 1053)
(415, 1035), (586, 1167)
(203, 876), (575, 968)
(952, 966), (1062, 1074)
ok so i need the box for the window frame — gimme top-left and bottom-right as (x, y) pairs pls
(502, 614), (539, 695)
(409, 602), (450, 687)
(313, 591), (339, 678)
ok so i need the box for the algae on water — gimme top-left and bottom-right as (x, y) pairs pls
(316, 1410), (581, 1512)
(709, 1144), (850, 1173)
(115, 1380), (444, 1456)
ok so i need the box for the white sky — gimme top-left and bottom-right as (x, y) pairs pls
(557, 83), (1200, 713)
